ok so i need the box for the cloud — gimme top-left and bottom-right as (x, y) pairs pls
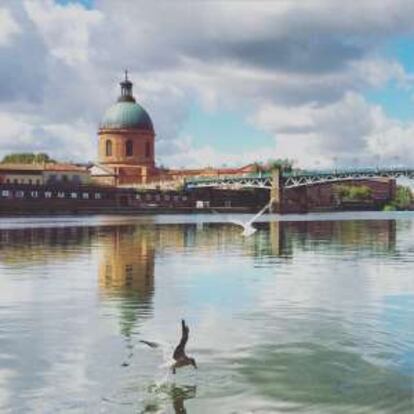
(251, 92), (414, 168)
(0, 112), (95, 162)
(156, 135), (278, 169)
(1, 0), (414, 167)
(24, 0), (103, 65)
(0, 8), (20, 46)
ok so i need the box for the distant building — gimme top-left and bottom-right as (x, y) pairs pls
(94, 71), (156, 186)
(0, 163), (90, 186)
(91, 73), (257, 188)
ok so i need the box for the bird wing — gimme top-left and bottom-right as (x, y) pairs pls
(246, 201), (271, 226)
(173, 319), (189, 361)
(139, 340), (160, 348)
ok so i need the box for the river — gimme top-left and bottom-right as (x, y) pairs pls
(0, 212), (413, 413)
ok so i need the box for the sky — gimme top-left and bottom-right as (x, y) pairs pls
(2, 0), (414, 169)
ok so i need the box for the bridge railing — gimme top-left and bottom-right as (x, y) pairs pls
(284, 166), (413, 177)
(184, 166), (414, 186)
(184, 172), (271, 183)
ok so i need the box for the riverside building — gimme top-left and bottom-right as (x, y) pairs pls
(90, 72), (257, 188)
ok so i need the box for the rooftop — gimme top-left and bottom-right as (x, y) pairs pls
(0, 163), (89, 173)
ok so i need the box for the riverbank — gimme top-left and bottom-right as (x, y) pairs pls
(0, 206), (255, 216)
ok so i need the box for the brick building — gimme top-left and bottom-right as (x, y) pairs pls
(0, 163), (90, 186)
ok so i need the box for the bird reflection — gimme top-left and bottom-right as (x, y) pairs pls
(171, 384), (196, 414)
(142, 384), (196, 414)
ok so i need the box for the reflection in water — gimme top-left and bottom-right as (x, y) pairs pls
(0, 215), (412, 413)
(99, 226), (155, 339)
(239, 325), (412, 412)
(143, 384), (196, 414)
(0, 226), (96, 265)
(171, 385), (196, 414)
(263, 219), (397, 257)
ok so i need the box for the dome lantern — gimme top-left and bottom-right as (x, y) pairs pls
(118, 69), (136, 103)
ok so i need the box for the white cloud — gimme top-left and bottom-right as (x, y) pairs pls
(0, 112), (95, 162)
(251, 92), (414, 169)
(157, 134), (279, 169)
(24, 0), (103, 65)
(0, 8), (20, 46)
(351, 58), (407, 88)
(1, 0), (414, 167)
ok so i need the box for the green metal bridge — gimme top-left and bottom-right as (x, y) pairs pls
(184, 167), (414, 190)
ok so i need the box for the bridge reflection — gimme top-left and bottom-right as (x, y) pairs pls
(263, 219), (396, 257)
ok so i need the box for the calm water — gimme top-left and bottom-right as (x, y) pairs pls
(0, 212), (413, 413)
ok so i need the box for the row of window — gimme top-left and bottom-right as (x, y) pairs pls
(1, 190), (102, 200)
(105, 139), (151, 158)
(5, 178), (41, 185)
(0, 190), (188, 202)
(4, 175), (82, 185)
(47, 174), (82, 183)
(136, 193), (188, 202)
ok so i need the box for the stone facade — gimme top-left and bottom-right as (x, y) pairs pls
(98, 129), (155, 167)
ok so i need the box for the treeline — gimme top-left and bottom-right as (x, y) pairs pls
(252, 159), (295, 173)
(1, 153), (57, 164)
(384, 186), (413, 211)
(335, 183), (414, 210)
(335, 184), (373, 201)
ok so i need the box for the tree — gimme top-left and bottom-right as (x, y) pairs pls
(1, 152), (56, 164)
(267, 158), (294, 172)
(393, 186), (413, 210)
(335, 184), (373, 202)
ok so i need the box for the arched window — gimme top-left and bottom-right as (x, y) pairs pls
(105, 140), (112, 157)
(126, 140), (133, 157)
(145, 142), (151, 158)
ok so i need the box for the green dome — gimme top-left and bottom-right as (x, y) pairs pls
(100, 101), (154, 131)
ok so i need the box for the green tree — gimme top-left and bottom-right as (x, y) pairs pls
(267, 158), (294, 172)
(393, 186), (413, 210)
(335, 184), (373, 201)
(1, 152), (56, 164)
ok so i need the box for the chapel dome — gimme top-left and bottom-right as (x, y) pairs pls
(100, 101), (154, 131)
(99, 71), (154, 132)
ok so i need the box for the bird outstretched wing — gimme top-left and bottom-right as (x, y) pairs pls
(173, 319), (189, 361)
(246, 201), (271, 226)
(139, 340), (160, 348)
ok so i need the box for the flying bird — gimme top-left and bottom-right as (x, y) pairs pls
(231, 199), (273, 237)
(171, 320), (197, 374)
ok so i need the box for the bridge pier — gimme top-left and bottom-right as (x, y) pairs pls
(270, 168), (283, 213)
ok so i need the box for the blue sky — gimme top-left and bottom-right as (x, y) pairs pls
(56, 1), (414, 149)
(365, 37), (414, 121)
(180, 102), (274, 154)
(56, 0), (94, 8)
(2, 1), (414, 168)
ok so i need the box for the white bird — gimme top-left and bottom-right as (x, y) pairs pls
(231, 199), (273, 237)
